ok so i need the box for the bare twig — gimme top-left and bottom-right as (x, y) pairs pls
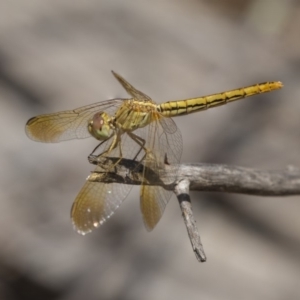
(88, 155), (300, 262)
(88, 155), (300, 196)
(174, 179), (206, 262)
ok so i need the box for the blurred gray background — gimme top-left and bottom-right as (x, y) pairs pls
(1, 0), (300, 299)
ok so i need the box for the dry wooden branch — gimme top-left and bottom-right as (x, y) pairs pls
(87, 155), (300, 262)
(174, 179), (206, 262)
(88, 155), (300, 196)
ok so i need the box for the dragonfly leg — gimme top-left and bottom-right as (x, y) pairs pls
(111, 134), (124, 171)
(127, 132), (154, 176)
(92, 131), (125, 174)
(90, 131), (118, 158)
(106, 131), (124, 171)
(127, 132), (147, 161)
(90, 137), (113, 156)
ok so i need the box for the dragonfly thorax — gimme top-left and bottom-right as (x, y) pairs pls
(114, 100), (158, 132)
(88, 112), (114, 140)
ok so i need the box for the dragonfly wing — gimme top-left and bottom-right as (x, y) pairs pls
(71, 166), (133, 235)
(71, 127), (150, 234)
(158, 117), (183, 165)
(25, 98), (125, 143)
(112, 71), (152, 102)
(139, 117), (183, 231)
(140, 185), (173, 231)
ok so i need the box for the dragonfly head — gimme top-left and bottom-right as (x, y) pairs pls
(88, 112), (112, 140)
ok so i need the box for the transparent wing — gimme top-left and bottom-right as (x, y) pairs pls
(140, 185), (173, 231)
(25, 98), (125, 143)
(139, 115), (183, 231)
(112, 71), (152, 102)
(158, 117), (183, 164)
(70, 123), (153, 235)
(71, 166), (133, 235)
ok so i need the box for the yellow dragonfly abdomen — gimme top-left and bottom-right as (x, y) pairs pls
(159, 81), (283, 117)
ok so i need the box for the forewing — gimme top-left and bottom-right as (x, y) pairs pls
(25, 98), (125, 143)
(71, 166), (133, 235)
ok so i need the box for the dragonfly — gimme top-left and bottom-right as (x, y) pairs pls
(25, 71), (282, 235)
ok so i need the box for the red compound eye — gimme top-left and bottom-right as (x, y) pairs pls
(92, 112), (104, 131)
